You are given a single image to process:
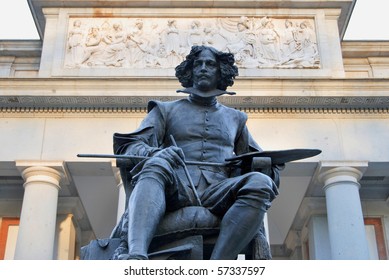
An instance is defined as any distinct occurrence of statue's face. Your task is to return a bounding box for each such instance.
[192,49,220,92]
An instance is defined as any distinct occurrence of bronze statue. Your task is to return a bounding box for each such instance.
[108,45,282,260]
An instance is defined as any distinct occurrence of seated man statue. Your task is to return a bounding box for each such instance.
[112,45,281,260]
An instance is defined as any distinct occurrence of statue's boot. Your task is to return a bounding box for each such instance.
[210,202,266,260]
[125,178,166,260]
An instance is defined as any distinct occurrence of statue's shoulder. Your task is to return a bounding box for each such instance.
[218,103,248,121]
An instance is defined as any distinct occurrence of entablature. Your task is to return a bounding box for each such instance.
[1,78,389,111]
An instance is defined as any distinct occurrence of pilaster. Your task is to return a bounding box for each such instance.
[307,215,331,259]
[0,56,15,77]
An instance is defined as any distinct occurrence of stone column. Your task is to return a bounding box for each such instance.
[320,164,370,259]
[14,165,63,259]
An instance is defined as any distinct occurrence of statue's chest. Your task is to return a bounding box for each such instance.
[164,105,239,148]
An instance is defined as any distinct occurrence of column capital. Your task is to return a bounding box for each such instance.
[320,167,364,191]
[15,161,69,187]
[23,166,62,190]
[315,161,368,188]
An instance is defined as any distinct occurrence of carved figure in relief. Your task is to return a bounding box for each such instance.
[65,17,320,70]
[281,20,298,58]
[295,21,319,64]
[153,41,169,68]
[188,20,203,46]
[203,21,229,52]
[164,20,184,66]
[82,26,104,66]
[165,20,180,53]
[257,17,281,65]
[67,20,84,67]
[126,19,150,67]
[235,17,263,67]
[296,21,316,49]
[229,17,253,52]
[100,23,127,67]
[143,24,168,68]
[283,20,319,68]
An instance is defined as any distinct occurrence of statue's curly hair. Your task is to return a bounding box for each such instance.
[175,45,239,91]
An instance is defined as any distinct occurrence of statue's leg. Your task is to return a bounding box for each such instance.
[126,177,166,259]
[122,158,174,260]
[209,172,277,260]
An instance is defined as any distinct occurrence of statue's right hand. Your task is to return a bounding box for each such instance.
[152,146,185,168]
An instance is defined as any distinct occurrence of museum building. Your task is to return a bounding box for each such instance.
[0,0,388,260]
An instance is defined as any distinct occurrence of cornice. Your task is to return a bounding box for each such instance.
[1,78,389,113]
[341,41,389,58]
[2,77,389,93]
[29,0,354,39]
[0,40,42,58]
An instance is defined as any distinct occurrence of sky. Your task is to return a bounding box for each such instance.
[0,0,388,40]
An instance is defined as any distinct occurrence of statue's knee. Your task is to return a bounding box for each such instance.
[241,172,277,200]
[141,157,175,177]
[247,172,274,188]
[138,157,174,185]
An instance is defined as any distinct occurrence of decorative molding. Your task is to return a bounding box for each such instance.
[0,40,42,58]
[1,107,389,116]
[2,78,389,113]
[341,41,389,59]
[1,95,389,115]
[29,0,355,40]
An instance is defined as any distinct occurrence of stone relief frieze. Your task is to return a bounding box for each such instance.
[64,17,320,70]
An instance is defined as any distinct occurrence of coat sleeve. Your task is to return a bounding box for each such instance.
[112,102,167,210]
[113,101,166,160]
